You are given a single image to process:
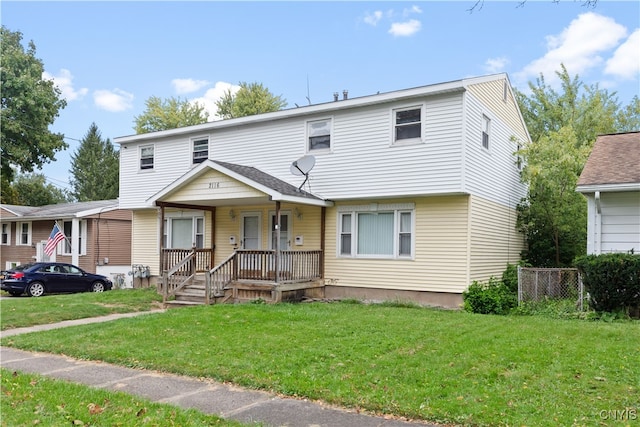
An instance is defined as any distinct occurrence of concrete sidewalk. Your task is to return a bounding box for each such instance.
[0,312,436,427]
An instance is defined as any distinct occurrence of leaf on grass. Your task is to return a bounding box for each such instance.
[87,403,103,415]
[136,407,147,417]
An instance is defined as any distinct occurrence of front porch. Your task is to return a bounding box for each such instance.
[159,248,325,306]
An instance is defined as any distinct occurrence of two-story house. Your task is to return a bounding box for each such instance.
[115,73,529,307]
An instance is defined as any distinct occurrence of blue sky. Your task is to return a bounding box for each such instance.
[3,1,639,193]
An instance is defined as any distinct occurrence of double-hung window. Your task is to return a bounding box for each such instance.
[307,118,332,151]
[338,204,414,258]
[163,216,205,249]
[62,221,87,255]
[140,145,154,170]
[1,223,9,245]
[482,115,490,150]
[192,137,209,164]
[394,106,422,143]
[17,222,31,246]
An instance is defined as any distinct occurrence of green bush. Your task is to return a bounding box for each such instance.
[575,253,640,317]
[463,277,517,315]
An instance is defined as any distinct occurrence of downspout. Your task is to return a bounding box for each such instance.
[594,191,602,255]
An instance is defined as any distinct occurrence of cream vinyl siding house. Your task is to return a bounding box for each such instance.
[116,73,529,307]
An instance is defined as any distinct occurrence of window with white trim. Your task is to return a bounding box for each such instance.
[17,222,31,246]
[338,204,414,258]
[62,221,87,255]
[140,145,154,170]
[307,118,331,151]
[1,223,10,245]
[164,216,205,249]
[482,115,490,150]
[192,137,209,164]
[394,106,422,143]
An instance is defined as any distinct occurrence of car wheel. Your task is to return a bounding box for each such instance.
[27,282,45,297]
[8,291,22,297]
[91,281,105,292]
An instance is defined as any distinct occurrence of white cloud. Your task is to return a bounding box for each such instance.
[93,89,134,112]
[604,29,640,80]
[190,81,240,120]
[364,10,383,26]
[485,57,510,74]
[388,19,421,37]
[42,69,88,101]
[403,5,422,17]
[515,12,627,86]
[172,78,211,95]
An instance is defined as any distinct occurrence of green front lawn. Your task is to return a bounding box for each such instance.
[0,288,162,330]
[2,300,638,426]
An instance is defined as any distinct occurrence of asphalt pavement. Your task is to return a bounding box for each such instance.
[0,310,437,427]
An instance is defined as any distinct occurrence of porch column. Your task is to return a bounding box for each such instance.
[159,205,165,273]
[274,201,281,283]
[71,218,80,267]
[320,206,326,278]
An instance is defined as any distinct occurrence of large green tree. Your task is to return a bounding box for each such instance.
[69,123,119,201]
[0,26,67,183]
[515,65,639,266]
[7,173,70,206]
[133,96,208,134]
[215,82,287,120]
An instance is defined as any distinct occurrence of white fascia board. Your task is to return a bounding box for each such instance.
[271,194,334,207]
[577,183,640,193]
[114,80,468,145]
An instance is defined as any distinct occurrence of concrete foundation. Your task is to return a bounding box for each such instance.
[324,285,463,309]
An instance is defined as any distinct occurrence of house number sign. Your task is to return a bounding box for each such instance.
[208,182,220,189]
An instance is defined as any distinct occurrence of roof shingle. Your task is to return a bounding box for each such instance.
[577,132,640,187]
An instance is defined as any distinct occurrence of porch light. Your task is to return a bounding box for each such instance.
[229,209,236,220]
[294,207,303,220]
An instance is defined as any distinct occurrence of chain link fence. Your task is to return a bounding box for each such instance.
[517,267,585,310]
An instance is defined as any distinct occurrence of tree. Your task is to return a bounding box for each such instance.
[133,96,208,134]
[69,123,119,201]
[515,65,639,266]
[0,26,67,183]
[8,173,70,206]
[615,95,640,132]
[215,82,287,120]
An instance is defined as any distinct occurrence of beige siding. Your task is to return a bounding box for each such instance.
[132,210,160,274]
[467,78,528,143]
[469,195,524,283]
[325,196,471,294]
[165,169,265,203]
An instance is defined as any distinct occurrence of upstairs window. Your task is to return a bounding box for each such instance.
[140,145,154,170]
[1,223,9,245]
[482,115,490,150]
[17,222,31,246]
[307,118,331,151]
[192,137,209,164]
[394,106,422,143]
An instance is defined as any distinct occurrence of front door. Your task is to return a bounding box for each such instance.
[241,213,261,249]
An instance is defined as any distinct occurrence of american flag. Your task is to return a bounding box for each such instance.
[44,224,65,256]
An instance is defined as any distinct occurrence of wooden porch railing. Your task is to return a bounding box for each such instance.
[161,247,213,303]
[205,250,323,302]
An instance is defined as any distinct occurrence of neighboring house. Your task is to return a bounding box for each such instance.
[577,131,640,255]
[0,200,133,287]
[115,73,530,307]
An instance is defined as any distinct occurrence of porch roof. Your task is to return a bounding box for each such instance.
[147,159,333,208]
[0,200,120,221]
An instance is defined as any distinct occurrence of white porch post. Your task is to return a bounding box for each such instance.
[71,218,80,266]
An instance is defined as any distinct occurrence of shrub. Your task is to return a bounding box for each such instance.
[462,277,517,315]
[574,253,640,317]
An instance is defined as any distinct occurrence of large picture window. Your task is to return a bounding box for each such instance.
[62,221,87,255]
[163,216,205,249]
[338,204,414,258]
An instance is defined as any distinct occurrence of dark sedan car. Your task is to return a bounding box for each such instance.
[0,262,113,297]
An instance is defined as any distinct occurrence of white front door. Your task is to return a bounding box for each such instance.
[241,213,261,249]
[37,241,54,262]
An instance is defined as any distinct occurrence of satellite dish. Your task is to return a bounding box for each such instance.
[290,155,316,190]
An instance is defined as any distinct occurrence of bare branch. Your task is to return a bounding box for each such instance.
[467,0,484,13]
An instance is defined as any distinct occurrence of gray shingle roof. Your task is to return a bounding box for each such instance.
[1,200,119,220]
[578,132,640,187]
[213,161,323,201]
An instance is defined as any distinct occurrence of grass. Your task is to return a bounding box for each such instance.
[0,288,163,330]
[2,299,639,426]
[0,368,247,426]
